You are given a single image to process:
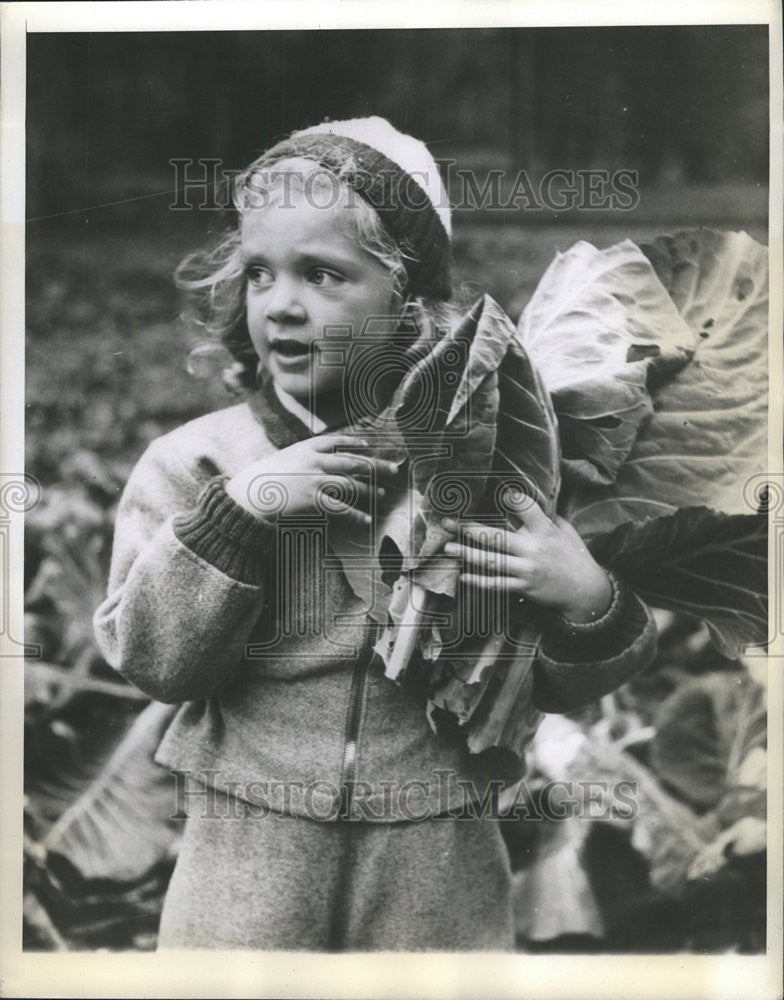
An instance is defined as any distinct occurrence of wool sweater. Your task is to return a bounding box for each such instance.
[94,380,657,822]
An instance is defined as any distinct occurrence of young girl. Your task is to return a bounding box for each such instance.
[94,116,657,951]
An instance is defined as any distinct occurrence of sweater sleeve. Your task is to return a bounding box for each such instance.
[531,572,658,713]
[93,440,276,704]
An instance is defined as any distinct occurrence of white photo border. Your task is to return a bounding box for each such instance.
[2,2,782,998]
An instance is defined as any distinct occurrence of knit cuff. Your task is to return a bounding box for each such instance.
[540,572,647,664]
[173,477,275,586]
[533,581,658,713]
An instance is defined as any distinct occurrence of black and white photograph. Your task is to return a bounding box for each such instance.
[2,1,782,997]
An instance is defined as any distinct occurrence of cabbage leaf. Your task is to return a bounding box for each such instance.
[327,294,560,757]
[517,239,696,489]
[546,231,768,537]
[589,507,768,658]
[521,228,768,659]
[329,230,768,759]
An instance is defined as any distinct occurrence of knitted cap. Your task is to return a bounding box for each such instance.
[260,116,452,300]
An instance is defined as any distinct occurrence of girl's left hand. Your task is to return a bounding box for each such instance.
[441,501,613,624]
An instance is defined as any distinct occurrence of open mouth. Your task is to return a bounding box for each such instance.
[269,339,312,358]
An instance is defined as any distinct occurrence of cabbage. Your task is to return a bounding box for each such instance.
[519,229,769,662]
[329,293,560,617]
[522,230,768,537]
[589,507,767,657]
[517,239,695,490]
[328,294,560,757]
[328,229,769,760]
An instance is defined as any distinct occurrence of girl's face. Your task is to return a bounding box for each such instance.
[241,181,400,423]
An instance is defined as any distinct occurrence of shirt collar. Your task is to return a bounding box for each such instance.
[247,373,314,449]
[273,382,327,435]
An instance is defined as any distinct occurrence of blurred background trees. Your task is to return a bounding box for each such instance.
[27,26,769,221]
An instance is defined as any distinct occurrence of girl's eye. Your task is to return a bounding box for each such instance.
[309,268,344,288]
[246,265,272,288]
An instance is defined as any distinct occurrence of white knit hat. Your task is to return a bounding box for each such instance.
[296,116,452,237]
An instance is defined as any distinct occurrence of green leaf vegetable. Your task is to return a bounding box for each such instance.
[588,508,767,658]
[332,230,769,761]
[522,230,768,659]
[546,231,768,534]
[328,294,560,756]
[43,701,181,884]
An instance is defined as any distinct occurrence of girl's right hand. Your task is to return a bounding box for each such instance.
[224,435,396,526]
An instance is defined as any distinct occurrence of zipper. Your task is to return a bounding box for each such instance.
[337,617,377,820]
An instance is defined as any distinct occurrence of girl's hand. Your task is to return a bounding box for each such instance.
[225,435,397,527]
[441,501,613,624]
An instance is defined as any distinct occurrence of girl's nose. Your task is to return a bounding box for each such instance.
[265,277,307,324]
